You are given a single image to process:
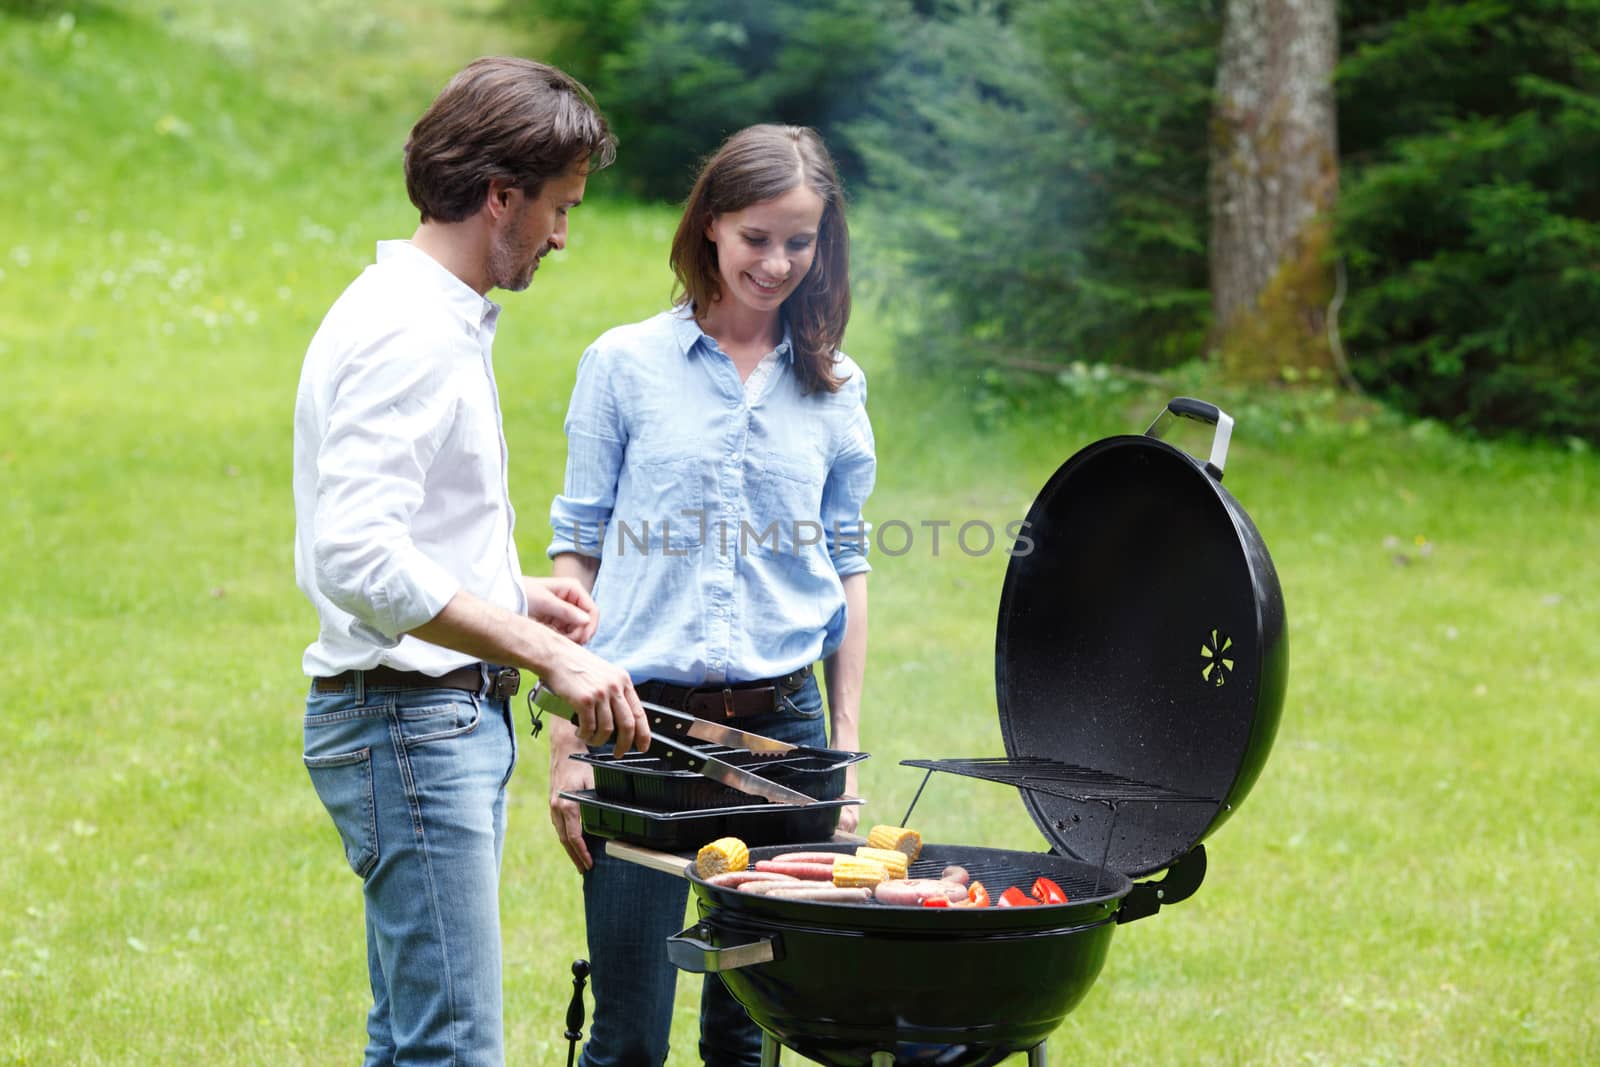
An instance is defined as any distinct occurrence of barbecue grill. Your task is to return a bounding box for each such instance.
[569,398,1287,1066]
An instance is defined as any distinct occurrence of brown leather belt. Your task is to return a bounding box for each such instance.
[313,664,521,700]
[637,665,812,721]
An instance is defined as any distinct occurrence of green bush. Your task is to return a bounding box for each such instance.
[503,0,906,199]
[845,0,1217,372]
[1337,0,1600,442]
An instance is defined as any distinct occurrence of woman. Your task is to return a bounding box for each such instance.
[545,125,875,1067]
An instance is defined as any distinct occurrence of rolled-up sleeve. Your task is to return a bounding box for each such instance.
[549,346,627,560]
[311,327,462,642]
[822,373,876,578]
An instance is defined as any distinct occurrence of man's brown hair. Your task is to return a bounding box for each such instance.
[669,125,852,394]
[404,57,617,224]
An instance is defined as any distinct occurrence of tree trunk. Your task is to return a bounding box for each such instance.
[1209,0,1339,380]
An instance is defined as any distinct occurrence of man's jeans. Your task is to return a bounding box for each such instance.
[578,675,830,1067]
[304,676,518,1067]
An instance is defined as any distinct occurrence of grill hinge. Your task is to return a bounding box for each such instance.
[1116,844,1207,924]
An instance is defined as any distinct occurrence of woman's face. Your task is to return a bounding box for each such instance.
[705,183,826,319]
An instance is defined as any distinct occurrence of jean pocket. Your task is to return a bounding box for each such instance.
[396,694,482,746]
[303,748,378,879]
[779,679,825,720]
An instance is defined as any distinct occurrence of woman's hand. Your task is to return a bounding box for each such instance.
[548,725,597,873]
[523,575,599,644]
[836,766,861,835]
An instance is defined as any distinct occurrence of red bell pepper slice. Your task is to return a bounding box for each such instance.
[998,886,1039,907]
[921,895,951,907]
[1031,877,1068,905]
[967,881,991,908]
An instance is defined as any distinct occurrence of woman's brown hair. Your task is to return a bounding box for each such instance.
[404,57,617,224]
[669,125,852,394]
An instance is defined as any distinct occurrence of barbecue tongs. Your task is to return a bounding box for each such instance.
[528,683,814,806]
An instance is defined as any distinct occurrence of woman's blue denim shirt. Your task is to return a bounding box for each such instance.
[548,308,875,684]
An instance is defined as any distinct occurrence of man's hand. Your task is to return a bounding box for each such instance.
[540,644,651,756]
[523,575,599,644]
[549,728,596,873]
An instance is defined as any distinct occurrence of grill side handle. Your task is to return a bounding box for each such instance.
[668,921,781,973]
[1116,844,1207,924]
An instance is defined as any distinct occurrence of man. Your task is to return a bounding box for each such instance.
[292,58,650,1066]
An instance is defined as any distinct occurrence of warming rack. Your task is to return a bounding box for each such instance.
[898,756,1215,809]
[897,756,1218,883]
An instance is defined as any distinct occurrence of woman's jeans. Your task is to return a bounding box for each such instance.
[304,675,518,1067]
[578,675,830,1067]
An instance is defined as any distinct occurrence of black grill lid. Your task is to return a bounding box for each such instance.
[993,398,1288,877]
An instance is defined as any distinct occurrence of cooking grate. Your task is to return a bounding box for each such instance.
[905,853,1107,902]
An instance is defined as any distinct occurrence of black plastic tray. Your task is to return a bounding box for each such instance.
[573,747,868,810]
[563,790,860,850]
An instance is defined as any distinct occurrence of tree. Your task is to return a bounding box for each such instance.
[847,0,1218,373]
[1336,0,1600,442]
[503,0,905,199]
[1209,0,1340,379]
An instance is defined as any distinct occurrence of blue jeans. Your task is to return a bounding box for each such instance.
[304,674,518,1067]
[578,675,829,1067]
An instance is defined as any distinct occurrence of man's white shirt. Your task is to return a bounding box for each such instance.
[293,241,527,677]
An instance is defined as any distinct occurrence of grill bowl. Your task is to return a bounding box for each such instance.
[674,843,1131,1066]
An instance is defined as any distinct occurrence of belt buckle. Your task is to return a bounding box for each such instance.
[488,667,521,700]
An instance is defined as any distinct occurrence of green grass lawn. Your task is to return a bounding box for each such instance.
[3,2,1598,1064]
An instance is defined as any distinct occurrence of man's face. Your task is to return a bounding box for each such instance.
[487,164,589,293]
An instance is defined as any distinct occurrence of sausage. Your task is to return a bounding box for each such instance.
[742,876,793,895]
[873,880,932,906]
[757,884,874,903]
[754,859,835,881]
[940,865,970,887]
[770,851,843,866]
[708,870,798,888]
[739,879,815,895]
[738,880,862,898]
[872,879,970,907]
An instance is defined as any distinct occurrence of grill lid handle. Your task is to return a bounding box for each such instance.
[1146,397,1233,480]
[1116,844,1207,924]
[668,922,779,973]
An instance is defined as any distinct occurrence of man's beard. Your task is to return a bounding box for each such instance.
[488,216,546,292]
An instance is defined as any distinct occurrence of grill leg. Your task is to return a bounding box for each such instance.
[1027,1040,1048,1066]
[563,959,589,1067]
[760,1032,781,1067]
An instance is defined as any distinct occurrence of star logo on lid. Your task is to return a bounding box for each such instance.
[1201,630,1234,687]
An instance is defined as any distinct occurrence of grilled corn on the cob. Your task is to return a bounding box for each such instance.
[695,837,749,879]
[853,846,910,879]
[866,824,924,861]
[831,857,890,888]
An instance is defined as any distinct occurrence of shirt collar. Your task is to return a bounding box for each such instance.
[671,303,794,363]
[377,240,502,331]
